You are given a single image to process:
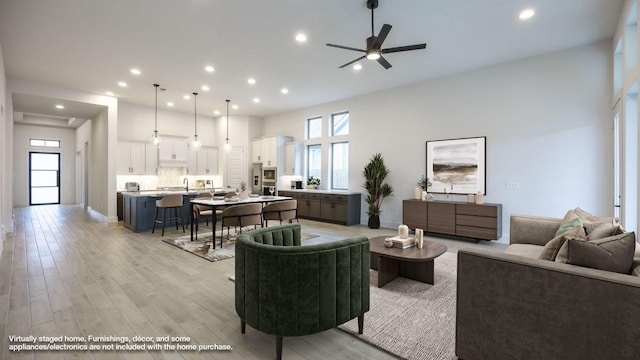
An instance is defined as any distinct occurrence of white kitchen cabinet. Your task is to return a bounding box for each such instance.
[260,136,292,167]
[117,141,145,175]
[187,149,198,174]
[197,147,219,175]
[251,140,263,163]
[145,144,158,175]
[284,142,302,175]
[158,137,188,165]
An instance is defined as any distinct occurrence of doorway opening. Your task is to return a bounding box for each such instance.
[29,152,60,205]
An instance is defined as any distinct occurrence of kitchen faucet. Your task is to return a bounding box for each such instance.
[183,178,189,192]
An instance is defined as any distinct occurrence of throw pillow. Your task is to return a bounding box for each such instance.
[563,232,636,274]
[554,210,586,237]
[573,207,620,235]
[539,226,585,261]
[587,223,624,241]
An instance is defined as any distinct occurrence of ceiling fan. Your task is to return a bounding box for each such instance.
[326,0,427,69]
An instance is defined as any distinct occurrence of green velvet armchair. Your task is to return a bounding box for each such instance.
[235,224,370,360]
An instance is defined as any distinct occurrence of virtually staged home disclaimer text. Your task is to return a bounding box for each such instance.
[8,335,232,352]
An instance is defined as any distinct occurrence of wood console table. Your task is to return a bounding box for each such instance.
[402,199,502,242]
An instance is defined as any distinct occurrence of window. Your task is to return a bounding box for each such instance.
[30,138,60,148]
[307,117,322,139]
[331,111,349,136]
[307,144,321,181]
[331,142,349,190]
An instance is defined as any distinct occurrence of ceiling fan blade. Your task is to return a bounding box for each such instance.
[327,43,366,52]
[377,55,392,69]
[372,24,392,49]
[381,43,427,54]
[339,56,366,69]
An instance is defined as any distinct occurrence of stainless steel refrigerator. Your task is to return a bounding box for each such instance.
[251,163,263,193]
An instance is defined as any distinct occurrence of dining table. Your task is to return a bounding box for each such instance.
[189,195,292,241]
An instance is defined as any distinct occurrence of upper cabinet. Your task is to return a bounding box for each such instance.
[251,140,263,163]
[145,144,158,175]
[284,142,302,175]
[253,136,292,167]
[117,142,146,175]
[197,147,219,175]
[158,137,188,165]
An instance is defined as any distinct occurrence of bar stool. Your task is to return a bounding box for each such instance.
[152,194,185,236]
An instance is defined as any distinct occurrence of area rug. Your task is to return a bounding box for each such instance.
[338,251,458,360]
[163,229,318,262]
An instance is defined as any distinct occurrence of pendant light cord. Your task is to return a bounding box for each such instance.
[193,92,198,137]
[154,83,159,135]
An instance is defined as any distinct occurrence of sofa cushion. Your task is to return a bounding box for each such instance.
[504,244,544,258]
[587,223,624,241]
[538,226,585,261]
[573,207,620,234]
[560,232,636,274]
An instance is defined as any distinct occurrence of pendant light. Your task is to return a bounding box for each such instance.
[224,99,231,152]
[190,92,201,151]
[150,83,161,147]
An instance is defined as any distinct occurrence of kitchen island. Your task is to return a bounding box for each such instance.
[121,189,216,233]
[277,189,361,225]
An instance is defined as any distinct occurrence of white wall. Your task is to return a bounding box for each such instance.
[12,122,77,206]
[263,41,613,237]
[0,41,10,240]
[118,102,217,145]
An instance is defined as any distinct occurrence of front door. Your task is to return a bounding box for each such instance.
[29,152,60,205]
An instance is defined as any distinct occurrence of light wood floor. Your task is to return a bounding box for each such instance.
[1,205,506,359]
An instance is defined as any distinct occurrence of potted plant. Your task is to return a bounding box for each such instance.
[417,175,432,191]
[307,176,321,189]
[363,153,393,229]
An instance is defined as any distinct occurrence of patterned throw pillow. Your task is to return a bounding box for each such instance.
[554,210,586,238]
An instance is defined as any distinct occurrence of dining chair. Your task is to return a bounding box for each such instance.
[218,203,263,248]
[262,200,298,227]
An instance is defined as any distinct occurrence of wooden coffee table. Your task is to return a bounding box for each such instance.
[369,236,447,288]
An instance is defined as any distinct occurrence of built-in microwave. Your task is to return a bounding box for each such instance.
[263,167,276,181]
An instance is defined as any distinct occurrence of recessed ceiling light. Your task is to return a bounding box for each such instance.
[232,104,239,110]
[253,98,260,103]
[281,88,289,94]
[183,94,191,100]
[105,91,114,96]
[201,85,210,91]
[295,33,307,43]
[519,8,535,20]
[353,63,362,71]
[167,102,174,107]
[55,104,65,109]
[247,78,256,85]
[213,110,220,115]
[205,65,215,72]
[130,68,141,75]
[118,81,128,87]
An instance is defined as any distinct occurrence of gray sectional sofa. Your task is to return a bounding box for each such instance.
[456,214,640,360]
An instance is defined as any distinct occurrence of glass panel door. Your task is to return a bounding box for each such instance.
[30,152,60,205]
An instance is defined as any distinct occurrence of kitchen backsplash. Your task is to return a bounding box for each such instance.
[117,167,223,191]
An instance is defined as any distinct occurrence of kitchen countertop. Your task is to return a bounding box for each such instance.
[120,189,220,197]
[277,189,361,195]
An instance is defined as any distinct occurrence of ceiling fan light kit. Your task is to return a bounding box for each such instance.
[327,0,426,69]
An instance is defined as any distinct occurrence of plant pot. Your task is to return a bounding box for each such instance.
[368,215,380,229]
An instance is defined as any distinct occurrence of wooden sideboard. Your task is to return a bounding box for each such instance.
[279,190,362,225]
[402,199,502,241]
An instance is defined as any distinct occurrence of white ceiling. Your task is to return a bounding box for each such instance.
[0,0,625,123]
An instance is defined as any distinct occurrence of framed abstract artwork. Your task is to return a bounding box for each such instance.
[426,136,486,195]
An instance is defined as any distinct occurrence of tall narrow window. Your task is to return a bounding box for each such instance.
[331,142,349,190]
[307,117,322,139]
[307,144,321,181]
[331,111,349,136]
[30,152,60,205]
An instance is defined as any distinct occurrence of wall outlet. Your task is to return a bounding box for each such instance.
[506,182,520,189]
